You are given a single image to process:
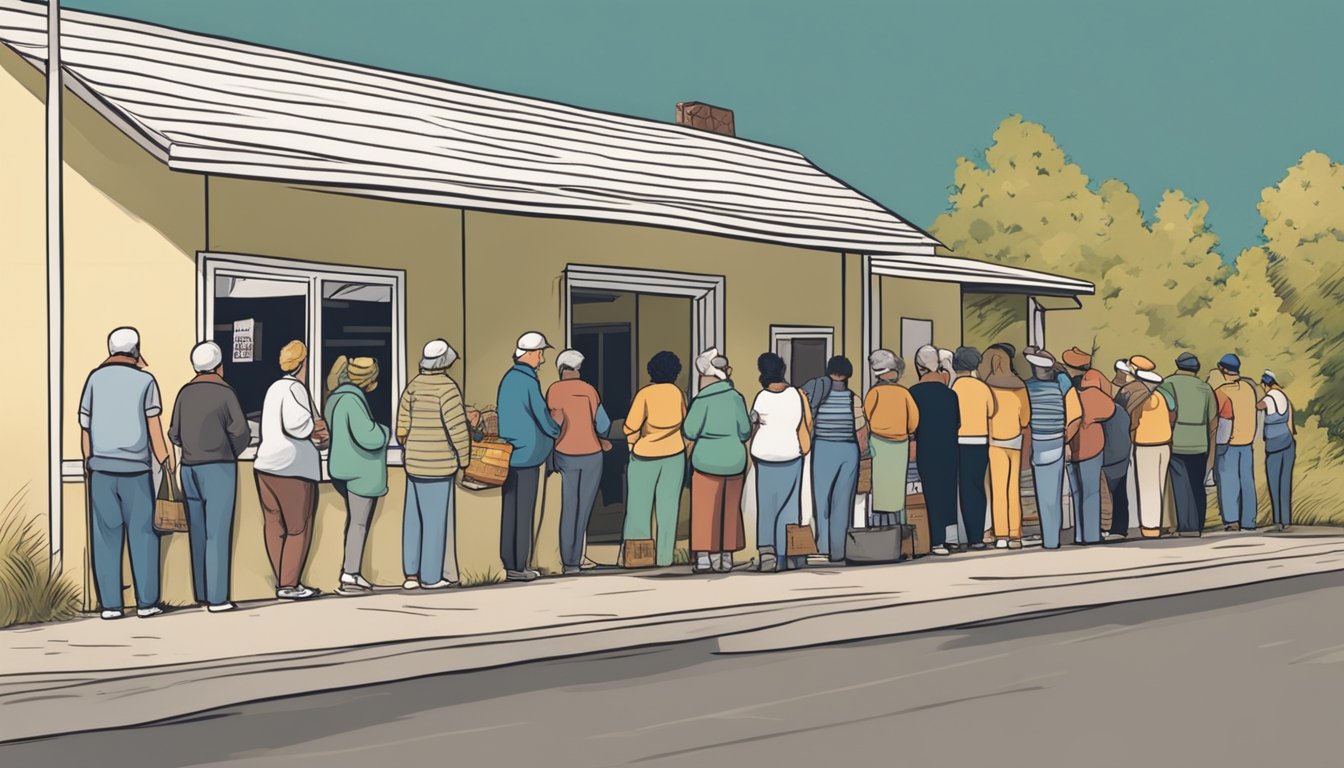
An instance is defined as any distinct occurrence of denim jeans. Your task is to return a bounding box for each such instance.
[1217,445,1257,529]
[89,470,160,611]
[1031,437,1066,549]
[555,452,604,567]
[1266,443,1296,526]
[755,457,804,570]
[404,476,457,584]
[181,462,237,606]
[1067,454,1103,544]
[811,440,860,561]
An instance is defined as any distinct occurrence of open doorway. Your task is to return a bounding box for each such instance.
[570,290,694,544]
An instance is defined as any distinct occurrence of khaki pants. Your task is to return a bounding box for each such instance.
[988,445,1023,540]
[1131,445,1171,535]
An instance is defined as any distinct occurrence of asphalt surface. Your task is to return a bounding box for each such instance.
[6,571,1344,767]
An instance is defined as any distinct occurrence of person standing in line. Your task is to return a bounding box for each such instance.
[750,353,813,572]
[1101,359,1135,541]
[951,347,992,551]
[863,350,919,527]
[254,340,327,600]
[1212,354,1259,532]
[910,346,961,556]
[169,341,251,612]
[546,349,612,575]
[80,327,171,619]
[324,356,391,593]
[1062,346,1093,390]
[683,349,752,573]
[1066,369,1115,545]
[623,351,689,568]
[397,340,472,590]
[1125,356,1172,538]
[497,332,562,582]
[938,348,957,386]
[1258,371,1297,532]
[1023,347,1081,549]
[1158,352,1218,537]
[983,346,1030,549]
[803,356,869,562]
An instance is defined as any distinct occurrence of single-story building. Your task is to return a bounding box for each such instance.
[0,2,1093,607]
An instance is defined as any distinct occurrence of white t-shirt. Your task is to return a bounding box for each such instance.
[254,376,321,480]
[750,388,805,462]
[1261,389,1289,416]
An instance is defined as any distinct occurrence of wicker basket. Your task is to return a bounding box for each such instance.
[462,437,512,489]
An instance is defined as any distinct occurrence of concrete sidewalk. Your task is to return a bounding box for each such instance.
[3,528,1343,743]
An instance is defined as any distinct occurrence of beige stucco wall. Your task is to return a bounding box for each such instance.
[0,49,48,530]
[879,276,963,371]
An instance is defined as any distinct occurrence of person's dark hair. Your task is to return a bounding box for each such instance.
[825,355,854,379]
[757,352,787,387]
[646,351,682,385]
[952,346,982,373]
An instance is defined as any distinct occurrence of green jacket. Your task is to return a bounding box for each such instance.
[682,380,752,476]
[1157,372,1217,455]
[324,383,391,497]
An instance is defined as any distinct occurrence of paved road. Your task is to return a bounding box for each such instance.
[6,571,1343,767]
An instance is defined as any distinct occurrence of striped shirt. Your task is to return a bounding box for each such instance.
[1026,378,1067,440]
[814,385,862,443]
[396,371,473,478]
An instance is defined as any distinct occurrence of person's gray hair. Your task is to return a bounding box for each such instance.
[952,346,982,373]
[869,349,903,378]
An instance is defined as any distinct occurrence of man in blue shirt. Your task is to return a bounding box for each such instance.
[497,332,562,581]
[79,327,171,619]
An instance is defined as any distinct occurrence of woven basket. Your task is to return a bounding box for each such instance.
[462,437,512,488]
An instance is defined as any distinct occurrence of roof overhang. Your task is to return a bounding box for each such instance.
[869,253,1095,299]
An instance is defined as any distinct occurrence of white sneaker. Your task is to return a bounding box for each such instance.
[402,578,421,590]
[506,569,538,582]
[100,609,123,620]
[523,568,542,580]
[340,573,373,591]
[277,585,320,600]
[207,602,236,613]
[421,580,456,590]
[136,606,164,618]
[931,546,952,556]
[995,539,1010,550]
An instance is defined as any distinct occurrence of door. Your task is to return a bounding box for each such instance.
[572,323,633,543]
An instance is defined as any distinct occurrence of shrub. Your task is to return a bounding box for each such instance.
[1,487,80,628]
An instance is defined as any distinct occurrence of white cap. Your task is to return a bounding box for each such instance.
[1114,358,1132,374]
[108,327,140,356]
[1136,369,1163,384]
[421,338,458,369]
[190,341,223,373]
[514,331,552,358]
[555,349,585,371]
[423,339,449,360]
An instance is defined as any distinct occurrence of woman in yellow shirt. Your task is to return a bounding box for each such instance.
[983,347,1031,548]
[622,351,688,567]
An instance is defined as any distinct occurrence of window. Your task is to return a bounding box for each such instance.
[900,318,933,367]
[199,254,406,445]
[771,326,834,384]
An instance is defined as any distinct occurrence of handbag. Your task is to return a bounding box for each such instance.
[785,523,820,556]
[153,462,189,534]
[856,454,873,495]
[461,437,513,490]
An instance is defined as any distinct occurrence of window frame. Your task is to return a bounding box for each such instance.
[770,325,835,382]
[197,252,407,462]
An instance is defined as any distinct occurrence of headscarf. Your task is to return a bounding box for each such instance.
[983,347,1024,390]
[348,357,379,391]
[279,340,307,375]
[696,347,729,381]
[326,355,352,393]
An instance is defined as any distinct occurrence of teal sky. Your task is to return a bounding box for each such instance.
[68,0,1344,259]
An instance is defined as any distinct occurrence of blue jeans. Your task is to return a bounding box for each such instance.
[1067,454,1104,544]
[404,476,457,584]
[811,441,860,561]
[181,463,237,606]
[1217,445,1257,529]
[1031,437,1067,549]
[555,452,604,568]
[89,470,160,611]
[1266,443,1296,526]
[756,457,804,569]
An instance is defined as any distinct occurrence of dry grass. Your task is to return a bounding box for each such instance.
[672,547,691,565]
[459,568,504,588]
[1200,417,1344,528]
[1,487,80,628]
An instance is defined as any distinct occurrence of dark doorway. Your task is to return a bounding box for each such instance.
[572,323,634,543]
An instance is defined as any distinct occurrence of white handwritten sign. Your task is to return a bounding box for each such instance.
[232,319,255,363]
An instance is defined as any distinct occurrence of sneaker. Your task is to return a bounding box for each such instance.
[506,569,538,582]
[277,586,319,600]
[524,568,543,579]
[563,565,582,576]
[1177,531,1202,539]
[931,546,952,556]
[756,553,778,572]
[995,539,1010,550]
[136,606,164,618]
[402,578,421,590]
[971,542,988,551]
[713,554,734,572]
[1007,540,1024,550]
[421,579,455,590]
[340,573,373,591]
[207,602,236,613]
[100,609,123,620]
[1102,532,1127,541]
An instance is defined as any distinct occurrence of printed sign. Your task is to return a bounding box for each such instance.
[232,318,255,363]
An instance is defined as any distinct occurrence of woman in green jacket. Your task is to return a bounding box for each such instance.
[324,356,390,593]
[683,349,752,573]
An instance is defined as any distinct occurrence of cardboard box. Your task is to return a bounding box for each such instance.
[906,494,931,556]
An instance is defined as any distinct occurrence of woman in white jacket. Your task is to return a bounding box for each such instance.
[750,352,812,572]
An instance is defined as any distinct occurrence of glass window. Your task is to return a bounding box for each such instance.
[320,281,394,428]
[211,275,309,425]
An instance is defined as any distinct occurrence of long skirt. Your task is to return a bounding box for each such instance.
[690,471,746,553]
[869,436,910,517]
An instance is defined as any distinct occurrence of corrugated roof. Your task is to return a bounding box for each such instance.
[871,252,1095,296]
[0,1,945,255]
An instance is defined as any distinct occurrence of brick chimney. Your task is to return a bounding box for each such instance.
[675,102,735,137]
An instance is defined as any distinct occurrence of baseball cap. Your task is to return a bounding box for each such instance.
[108,327,140,356]
[190,341,223,373]
[514,331,553,358]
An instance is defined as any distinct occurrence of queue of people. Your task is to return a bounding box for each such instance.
[77,325,1299,619]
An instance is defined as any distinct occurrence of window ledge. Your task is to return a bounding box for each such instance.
[62,447,406,483]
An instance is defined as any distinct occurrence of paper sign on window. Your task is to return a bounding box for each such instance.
[232,318,256,363]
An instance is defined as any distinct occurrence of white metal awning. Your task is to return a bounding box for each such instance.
[869,253,1094,297]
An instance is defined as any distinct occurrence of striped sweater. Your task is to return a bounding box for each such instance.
[396,371,473,478]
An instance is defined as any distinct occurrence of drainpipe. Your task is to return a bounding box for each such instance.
[46,0,64,575]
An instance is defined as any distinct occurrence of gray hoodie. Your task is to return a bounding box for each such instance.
[169,373,252,465]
